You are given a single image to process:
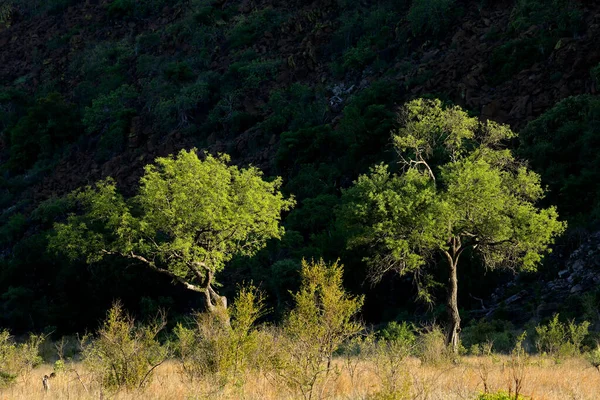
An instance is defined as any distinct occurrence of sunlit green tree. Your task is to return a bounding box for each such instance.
[340,99,566,352]
[50,149,294,314]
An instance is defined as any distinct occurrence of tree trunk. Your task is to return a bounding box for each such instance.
[446,259,461,354]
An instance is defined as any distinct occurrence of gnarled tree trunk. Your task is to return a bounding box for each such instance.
[446,260,460,354]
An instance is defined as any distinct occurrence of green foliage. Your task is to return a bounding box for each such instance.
[0,330,44,388]
[408,0,456,37]
[519,95,600,224]
[30,196,73,227]
[80,302,168,390]
[461,319,515,353]
[83,85,138,160]
[260,83,325,136]
[227,9,281,49]
[7,93,80,172]
[50,149,294,305]
[0,213,27,245]
[107,0,175,19]
[271,259,364,399]
[0,3,13,27]
[488,0,582,84]
[174,284,266,385]
[535,314,590,357]
[591,63,600,87]
[341,98,565,286]
[379,321,416,346]
[586,345,600,371]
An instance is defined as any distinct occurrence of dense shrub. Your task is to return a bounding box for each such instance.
[270,259,364,399]
[488,0,582,84]
[0,330,44,387]
[83,85,138,160]
[174,285,265,386]
[80,302,168,390]
[535,314,589,357]
[519,95,600,224]
[7,93,80,172]
[407,0,456,37]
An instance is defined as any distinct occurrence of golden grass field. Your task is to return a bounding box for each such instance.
[2,356,600,400]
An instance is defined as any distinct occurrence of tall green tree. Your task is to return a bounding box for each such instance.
[340,99,566,352]
[50,149,294,314]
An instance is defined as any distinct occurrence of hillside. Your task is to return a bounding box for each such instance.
[1,0,599,335]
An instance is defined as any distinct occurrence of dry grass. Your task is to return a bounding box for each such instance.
[2,356,600,400]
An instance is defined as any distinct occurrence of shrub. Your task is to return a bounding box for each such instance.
[174,285,265,386]
[407,0,456,37]
[271,259,364,399]
[0,330,44,387]
[535,314,590,357]
[83,85,138,160]
[591,63,600,87]
[79,302,168,390]
[586,345,600,372]
[519,95,600,224]
[416,325,452,364]
[7,93,81,172]
[227,9,281,49]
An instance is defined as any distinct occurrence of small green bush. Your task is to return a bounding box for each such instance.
[535,314,590,357]
[80,302,168,390]
[174,284,266,386]
[83,85,138,160]
[271,259,364,400]
[379,321,416,347]
[416,325,452,364]
[408,0,456,37]
[7,92,81,172]
[0,330,44,388]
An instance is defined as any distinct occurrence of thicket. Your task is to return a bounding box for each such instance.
[519,95,600,224]
[488,0,583,84]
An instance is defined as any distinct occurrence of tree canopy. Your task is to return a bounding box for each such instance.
[340,98,566,351]
[50,149,295,312]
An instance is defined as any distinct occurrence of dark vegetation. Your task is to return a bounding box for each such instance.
[0,0,599,358]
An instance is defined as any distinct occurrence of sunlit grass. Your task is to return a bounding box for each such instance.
[3,356,600,400]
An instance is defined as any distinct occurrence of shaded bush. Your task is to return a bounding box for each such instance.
[408,0,456,37]
[7,93,80,172]
[519,95,600,224]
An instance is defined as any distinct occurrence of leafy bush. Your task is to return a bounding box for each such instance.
[227,9,281,49]
[416,326,451,364]
[407,0,456,37]
[519,95,600,224]
[7,93,80,172]
[461,319,515,353]
[270,259,364,399]
[379,321,416,346]
[174,285,266,386]
[0,213,27,245]
[591,63,600,87]
[83,85,138,160]
[488,0,582,84]
[535,314,590,357]
[0,330,44,387]
[80,302,168,390]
